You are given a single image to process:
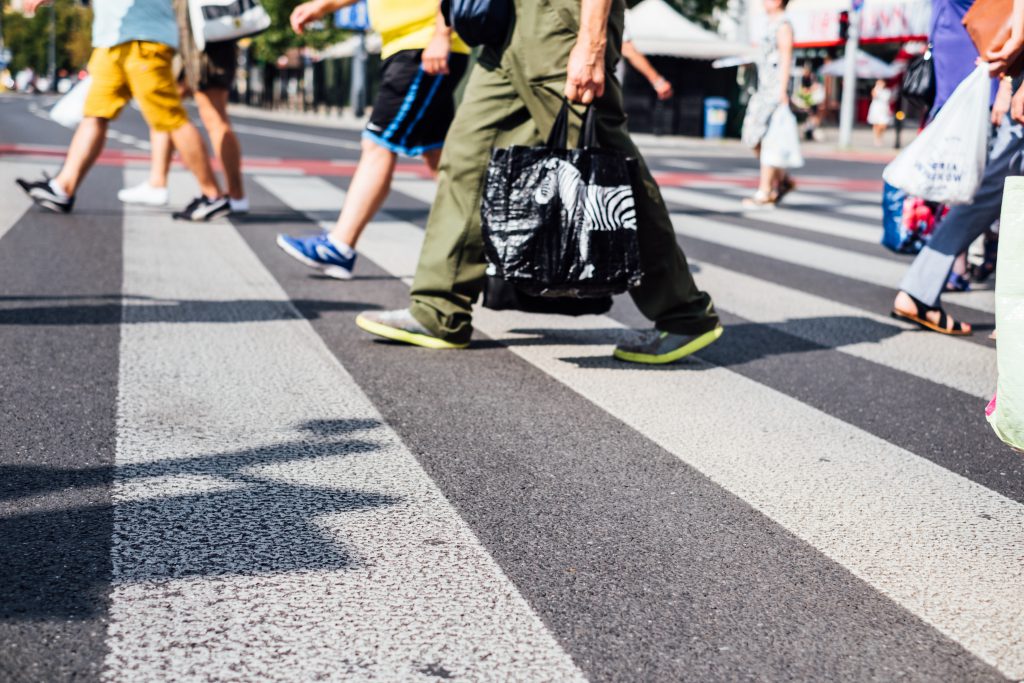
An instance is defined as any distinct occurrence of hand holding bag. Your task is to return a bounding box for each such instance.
[963,0,1024,76]
[882,64,991,205]
[481,102,644,299]
[188,0,271,51]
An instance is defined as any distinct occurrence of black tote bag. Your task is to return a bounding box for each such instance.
[481,102,644,299]
[902,47,936,111]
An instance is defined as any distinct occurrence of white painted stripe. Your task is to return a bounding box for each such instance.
[390,178,438,206]
[662,186,879,244]
[670,211,997,314]
[837,203,883,220]
[660,158,708,170]
[0,160,44,241]
[260,173,1024,679]
[692,260,996,398]
[105,170,584,681]
[231,123,363,151]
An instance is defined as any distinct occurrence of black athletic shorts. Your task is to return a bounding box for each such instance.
[364,49,469,157]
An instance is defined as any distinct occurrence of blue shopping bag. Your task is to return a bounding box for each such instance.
[880,182,942,254]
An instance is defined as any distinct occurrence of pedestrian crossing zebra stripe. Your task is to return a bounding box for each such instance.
[254,173,1023,679]
[103,169,586,681]
[0,161,44,243]
[667,211,998,315]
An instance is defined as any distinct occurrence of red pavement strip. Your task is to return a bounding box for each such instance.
[0,143,883,192]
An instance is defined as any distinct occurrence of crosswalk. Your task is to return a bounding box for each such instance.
[2,152,1021,681]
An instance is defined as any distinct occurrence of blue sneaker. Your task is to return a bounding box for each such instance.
[276,233,357,280]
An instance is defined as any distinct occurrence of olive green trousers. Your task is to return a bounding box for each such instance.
[409,0,718,344]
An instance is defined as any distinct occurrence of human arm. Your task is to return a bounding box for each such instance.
[776,21,794,105]
[994,76,1014,125]
[621,40,673,99]
[290,0,356,35]
[989,0,1024,75]
[564,0,611,104]
[421,6,452,76]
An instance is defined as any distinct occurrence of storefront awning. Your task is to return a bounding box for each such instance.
[756,0,930,47]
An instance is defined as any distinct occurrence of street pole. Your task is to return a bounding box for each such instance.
[47,1,56,92]
[837,6,861,149]
[350,32,367,118]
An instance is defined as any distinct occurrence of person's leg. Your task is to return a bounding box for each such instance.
[422,147,442,176]
[406,63,534,343]
[150,130,172,188]
[52,117,110,195]
[126,41,222,200]
[194,87,245,199]
[898,117,1023,310]
[327,138,398,249]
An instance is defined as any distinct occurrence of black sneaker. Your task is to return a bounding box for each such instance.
[172,195,231,222]
[16,177,75,214]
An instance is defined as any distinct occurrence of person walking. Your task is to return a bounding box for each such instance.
[890,0,1024,335]
[15,0,230,221]
[274,0,469,280]
[867,79,893,146]
[119,0,248,213]
[740,0,796,208]
[354,0,722,365]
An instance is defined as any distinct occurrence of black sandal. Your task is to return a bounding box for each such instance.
[891,294,972,336]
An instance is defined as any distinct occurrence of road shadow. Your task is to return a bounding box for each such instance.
[0,418,400,620]
[0,297,379,326]
[529,315,904,370]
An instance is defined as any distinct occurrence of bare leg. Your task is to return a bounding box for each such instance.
[873,124,884,146]
[329,138,397,249]
[757,163,776,198]
[168,122,222,198]
[195,88,245,199]
[149,130,173,189]
[422,148,442,177]
[53,117,109,196]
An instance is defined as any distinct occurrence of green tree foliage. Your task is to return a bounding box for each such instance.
[249,0,350,63]
[2,0,93,74]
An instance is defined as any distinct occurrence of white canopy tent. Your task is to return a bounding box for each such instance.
[626,0,756,60]
[820,52,902,79]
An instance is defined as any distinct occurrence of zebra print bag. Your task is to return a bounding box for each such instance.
[481,103,644,298]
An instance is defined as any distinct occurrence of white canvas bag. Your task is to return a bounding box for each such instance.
[882,63,991,205]
[188,0,271,51]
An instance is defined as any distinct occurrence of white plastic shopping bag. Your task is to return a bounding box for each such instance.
[761,107,804,169]
[49,76,91,129]
[188,0,271,51]
[882,64,990,205]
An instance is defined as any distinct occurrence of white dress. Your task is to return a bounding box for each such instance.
[868,87,893,125]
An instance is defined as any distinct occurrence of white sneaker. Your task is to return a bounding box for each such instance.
[117,182,168,207]
[229,196,250,214]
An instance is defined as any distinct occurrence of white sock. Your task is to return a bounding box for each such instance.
[327,235,356,258]
[48,179,69,199]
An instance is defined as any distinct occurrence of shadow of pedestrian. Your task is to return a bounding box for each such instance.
[0,297,379,326]
[0,418,400,620]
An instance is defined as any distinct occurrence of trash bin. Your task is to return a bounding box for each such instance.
[703,97,730,139]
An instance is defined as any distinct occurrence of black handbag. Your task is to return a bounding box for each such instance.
[902,48,936,110]
[481,275,613,315]
[440,0,511,47]
[481,102,644,299]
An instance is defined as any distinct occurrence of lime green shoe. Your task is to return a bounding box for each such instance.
[356,309,469,350]
[613,325,723,365]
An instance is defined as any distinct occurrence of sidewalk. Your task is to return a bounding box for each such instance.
[227,103,914,162]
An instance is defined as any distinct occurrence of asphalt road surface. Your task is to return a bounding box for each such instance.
[1,93,1021,683]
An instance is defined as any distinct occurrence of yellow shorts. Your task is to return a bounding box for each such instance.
[84,41,188,132]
